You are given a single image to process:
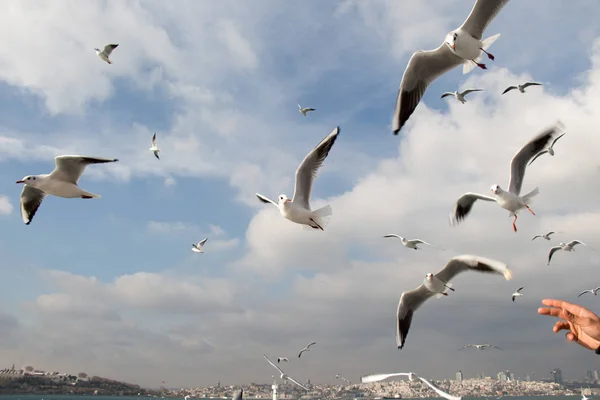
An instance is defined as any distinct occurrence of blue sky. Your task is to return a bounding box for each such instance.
[1,0,600,389]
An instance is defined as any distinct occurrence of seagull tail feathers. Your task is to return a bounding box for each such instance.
[308,205,332,230]
[481,33,501,51]
[523,187,540,202]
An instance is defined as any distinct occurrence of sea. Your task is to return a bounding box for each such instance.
[0,396,580,400]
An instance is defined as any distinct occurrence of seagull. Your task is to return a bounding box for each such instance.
[263,355,308,390]
[396,255,512,349]
[450,122,565,232]
[578,287,600,298]
[502,82,543,95]
[277,357,289,363]
[298,342,316,358]
[383,234,441,250]
[511,287,524,302]
[233,390,242,400]
[548,240,590,266]
[191,238,208,253]
[459,344,502,351]
[528,133,566,166]
[361,373,461,400]
[16,155,119,225]
[298,104,316,116]
[94,44,119,64]
[256,127,339,230]
[532,231,558,241]
[392,0,509,134]
[150,133,160,160]
[440,88,484,104]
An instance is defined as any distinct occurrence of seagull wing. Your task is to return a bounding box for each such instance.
[508,122,564,195]
[152,133,157,147]
[255,193,279,208]
[531,235,542,241]
[501,86,517,95]
[461,88,484,95]
[286,376,308,391]
[517,287,524,293]
[548,246,562,265]
[522,82,543,89]
[550,132,566,148]
[490,345,503,350]
[393,44,463,134]
[416,375,462,400]
[567,240,586,248]
[450,193,497,225]
[263,355,284,375]
[396,284,435,349]
[578,290,591,298]
[361,373,412,384]
[49,155,119,185]
[191,244,202,253]
[383,234,402,240]
[292,126,340,210]
[440,92,454,99]
[198,238,208,247]
[103,44,119,56]
[305,108,316,112]
[527,150,548,167]
[435,255,512,283]
[20,185,47,225]
[298,349,306,358]
[306,341,317,349]
[458,0,510,40]
[411,239,434,247]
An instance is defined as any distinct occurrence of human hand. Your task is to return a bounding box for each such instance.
[538,298,600,351]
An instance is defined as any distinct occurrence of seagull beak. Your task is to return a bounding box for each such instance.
[285,199,291,203]
[16,180,24,184]
[451,43,456,51]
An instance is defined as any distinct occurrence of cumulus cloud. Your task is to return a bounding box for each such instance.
[0,195,13,215]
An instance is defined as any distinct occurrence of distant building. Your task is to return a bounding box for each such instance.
[497,372,507,382]
[217,381,220,388]
[525,375,531,382]
[307,379,310,386]
[588,370,595,382]
[552,369,563,384]
[594,370,600,381]
[508,372,515,382]
[456,371,463,382]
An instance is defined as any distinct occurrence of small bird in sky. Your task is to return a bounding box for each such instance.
[95,44,119,64]
[150,133,161,160]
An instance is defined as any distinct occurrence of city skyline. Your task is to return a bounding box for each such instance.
[1,0,600,388]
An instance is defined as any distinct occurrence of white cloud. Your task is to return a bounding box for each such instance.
[0,195,13,215]
[147,221,191,234]
[163,176,176,187]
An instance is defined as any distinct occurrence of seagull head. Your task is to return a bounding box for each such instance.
[278,195,291,204]
[490,184,500,194]
[559,242,566,247]
[445,31,458,51]
[16,175,38,186]
[425,273,434,281]
[94,48,101,53]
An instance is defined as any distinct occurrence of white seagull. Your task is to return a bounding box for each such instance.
[233,389,243,400]
[511,287,524,302]
[16,155,119,225]
[95,44,119,64]
[383,234,441,250]
[502,82,543,95]
[532,231,558,241]
[440,88,484,104]
[298,341,316,358]
[192,238,208,253]
[361,372,461,400]
[577,287,600,297]
[298,104,316,116]
[578,287,600,298]
[450,122,565,232]
[150,133,161,160]
[396,255,512,349]
[528,132,566,166]
[256,127,339,230]
[459,343,502,350]
[263,355,308,390]
[277,357,289,363]
[392,0,509,134]
[548,240,590,266]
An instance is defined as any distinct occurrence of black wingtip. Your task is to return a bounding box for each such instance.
[113,158,119,162]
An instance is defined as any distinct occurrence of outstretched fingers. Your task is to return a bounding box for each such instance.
[541,298,596,319]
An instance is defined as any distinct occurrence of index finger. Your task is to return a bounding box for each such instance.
[541,298,595,318]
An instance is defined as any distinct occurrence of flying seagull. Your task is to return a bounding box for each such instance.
[440,88,484,104]
[528,133,566,166]
[511,287,524,302]
[502,82,543,95]
[383,234,442,250]
[361,372,461,400]
[460,344,502,350]
[450,121,565,232]
[578,287,600,298]
[298,104,316,116]
[298,342,316,358]
[548,240,590,266]
[256,127,339,230]
[192,238,208,253]
[263,355,308,390]
[95,44,119,64]
[396,255,512,349]
[233,390,243,400]
[150,133,161,160]
[532,231,558,241]
[392,0,509,134]
[277,357,289,363]
[16,155,119,225]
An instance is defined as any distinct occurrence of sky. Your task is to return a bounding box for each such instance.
[1,0,600,389]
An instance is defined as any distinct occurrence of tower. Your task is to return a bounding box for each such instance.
[272,379,278,400]
[456,371,463,382]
